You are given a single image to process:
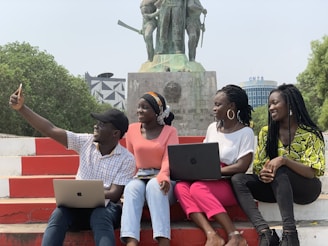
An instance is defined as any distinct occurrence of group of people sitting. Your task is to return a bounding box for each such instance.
[9,83,325,246]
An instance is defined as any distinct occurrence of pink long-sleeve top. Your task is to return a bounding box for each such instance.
[125,122,179,183]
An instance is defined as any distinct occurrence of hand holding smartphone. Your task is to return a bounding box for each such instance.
[9,83,24,110]
[18,83,22,99]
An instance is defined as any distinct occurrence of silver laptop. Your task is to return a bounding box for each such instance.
[168,142,221,181]
[53,179,109,208]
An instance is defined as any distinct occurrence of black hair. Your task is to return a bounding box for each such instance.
[141,92,175,125]
[266,83,323,159]
[216,84,253,126]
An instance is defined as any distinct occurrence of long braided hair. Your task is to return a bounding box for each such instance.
[266,84,323,159]
[217,84,253,126]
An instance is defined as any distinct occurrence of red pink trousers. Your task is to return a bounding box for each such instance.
[174,178,238,219]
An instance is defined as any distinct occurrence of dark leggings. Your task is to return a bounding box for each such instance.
[231,166,321,232]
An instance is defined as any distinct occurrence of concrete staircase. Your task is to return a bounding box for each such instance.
[0,136,327,246]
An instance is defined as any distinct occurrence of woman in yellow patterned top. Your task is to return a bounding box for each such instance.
[231,84,325,246]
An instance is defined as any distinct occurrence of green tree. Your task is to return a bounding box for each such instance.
[297,35,328,130]
[0,42,109,136]
[251,105,268,136]
[318,99,328,130]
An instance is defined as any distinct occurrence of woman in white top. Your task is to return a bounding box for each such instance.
[174,85,254,246]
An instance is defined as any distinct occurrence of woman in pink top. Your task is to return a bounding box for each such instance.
[120,91,178,246]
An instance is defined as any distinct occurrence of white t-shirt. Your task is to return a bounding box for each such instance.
[204,122,255,165]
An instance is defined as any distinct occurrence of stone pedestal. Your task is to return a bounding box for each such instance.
[127,71,217,136]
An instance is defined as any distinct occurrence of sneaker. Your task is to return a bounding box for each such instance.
[279,230,300,246]
[258,229,280,246]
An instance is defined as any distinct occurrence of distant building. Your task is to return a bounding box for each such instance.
[239,77,277,108]
[85,72,126,110]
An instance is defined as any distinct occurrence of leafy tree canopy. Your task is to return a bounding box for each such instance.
[0,42,110,136]
[297,35,328,131]
[251,105,268,136]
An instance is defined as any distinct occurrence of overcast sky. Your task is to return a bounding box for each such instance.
[1,0,327,87]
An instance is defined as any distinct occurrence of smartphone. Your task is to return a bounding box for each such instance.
[18,83,22,98]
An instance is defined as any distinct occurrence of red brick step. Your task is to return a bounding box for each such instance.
[35,138,77,155]
[22,155,78,175]
[34,137,205,155]
[0,222,258,246]
[9,175,74,198]
[0,198,249,224]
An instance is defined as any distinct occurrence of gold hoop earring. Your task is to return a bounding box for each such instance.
[227,109,235,120]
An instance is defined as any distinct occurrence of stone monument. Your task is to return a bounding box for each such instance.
[121,0,216,136]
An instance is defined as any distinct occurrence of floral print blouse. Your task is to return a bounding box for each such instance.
[253,126,325,177]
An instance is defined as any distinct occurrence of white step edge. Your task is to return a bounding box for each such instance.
[259,195,328,221]
[0,156,22,176]
[0,178,9,197]
[0,137,35,156]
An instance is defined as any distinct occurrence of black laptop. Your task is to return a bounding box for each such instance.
[168,142,221,181]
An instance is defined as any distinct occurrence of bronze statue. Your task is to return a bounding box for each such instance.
[156,0,186,55]
[140,0,160,61]
[186,0,207,61]
[118,0,208,67]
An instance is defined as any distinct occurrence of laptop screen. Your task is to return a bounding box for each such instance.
[168,142,221,181]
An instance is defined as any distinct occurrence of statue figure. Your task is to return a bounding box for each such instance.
[186,0,207,61]
[140,0,160,62]
[156,0,187,55]
[119,0,208,71]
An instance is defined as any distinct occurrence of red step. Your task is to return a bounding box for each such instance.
[22,155,79,175]
[34,137,205,155]
[0,199,55,224]
[0,198,249,224]
[0,223,258,246]
[141,202,248,222]
[9,176,74,198]
[178,136,204,144]
[35,138,77,155]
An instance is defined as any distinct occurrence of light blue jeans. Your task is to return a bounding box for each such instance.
[120,177,176,243]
